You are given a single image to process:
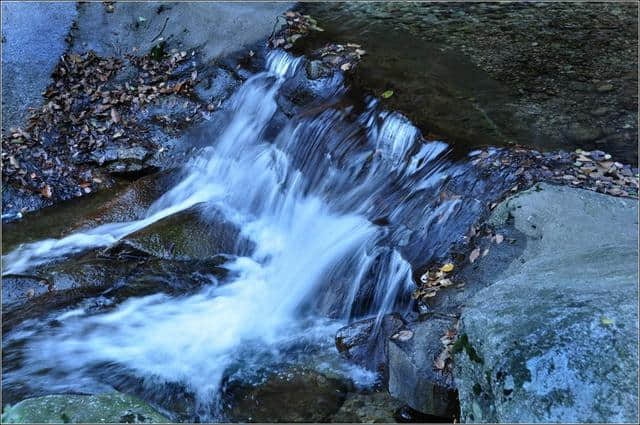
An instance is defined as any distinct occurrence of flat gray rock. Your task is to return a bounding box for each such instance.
[1,1,77,131]
[454,183,638,423]
[69,2,292,61]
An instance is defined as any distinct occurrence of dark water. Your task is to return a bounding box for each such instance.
[297,3,535,157]
[299,2,638,164]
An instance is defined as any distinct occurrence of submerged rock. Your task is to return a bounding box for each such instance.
[387,313,459,418]
[454,183,638,423]
[228,368,348,422]
[1,392,170,423]
[336,313,405,374]
[329,391,404,423]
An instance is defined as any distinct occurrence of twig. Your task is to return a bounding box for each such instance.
[151,17,169,43]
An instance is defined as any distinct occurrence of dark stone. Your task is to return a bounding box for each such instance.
[305,60,333,80]
[336,313,406,374]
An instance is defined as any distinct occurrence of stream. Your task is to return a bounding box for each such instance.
[2,50,521,422]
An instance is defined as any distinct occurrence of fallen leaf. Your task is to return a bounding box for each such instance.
[469,248,480,264]
[340,62,352,71]
[41,185,53,198]
[600,316,614,326]
[381,90,394,99]
[495,234,504,244]
[393,330,414,342]
[434,349,448,370]
[440,263,455,273]
[439,278,454,287]
[110,108,120,123]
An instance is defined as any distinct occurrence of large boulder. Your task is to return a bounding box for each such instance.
[1,392,170,423]
[454,183,638,423]
[387,313,459,418]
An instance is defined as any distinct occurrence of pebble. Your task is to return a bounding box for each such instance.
[596,83,614,93]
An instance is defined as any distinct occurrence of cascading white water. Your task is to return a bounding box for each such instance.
[3,51,478,420]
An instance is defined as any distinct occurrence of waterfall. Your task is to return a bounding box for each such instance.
[2,51,493,420]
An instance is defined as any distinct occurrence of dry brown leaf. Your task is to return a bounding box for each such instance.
[41,185,53,198]
[434,348,450,370]
[495,234,504,244]
[396,330,414,341]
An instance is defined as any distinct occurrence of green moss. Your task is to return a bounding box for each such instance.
[452,333,483,364]
[473,383,482,396]
[150,41,167,61]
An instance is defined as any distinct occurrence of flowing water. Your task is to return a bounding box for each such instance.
[2,51,518,421]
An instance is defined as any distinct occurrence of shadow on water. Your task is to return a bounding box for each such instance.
[298,2,638,164]
[297,3,537,161]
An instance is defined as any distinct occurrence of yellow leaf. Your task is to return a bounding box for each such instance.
[381,90,394,99]
[600,316,614,326]
[440,263,454,273]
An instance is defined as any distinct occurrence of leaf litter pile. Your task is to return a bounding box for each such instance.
[2,48,200,206]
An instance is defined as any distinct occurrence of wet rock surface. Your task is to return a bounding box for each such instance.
[454,183,638,423]
[1,392,170,424]
[387,313,459,418]
[70,170,181,232]
[335,314,405,374]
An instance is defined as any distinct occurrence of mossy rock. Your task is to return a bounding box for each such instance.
[1,393,170,423]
